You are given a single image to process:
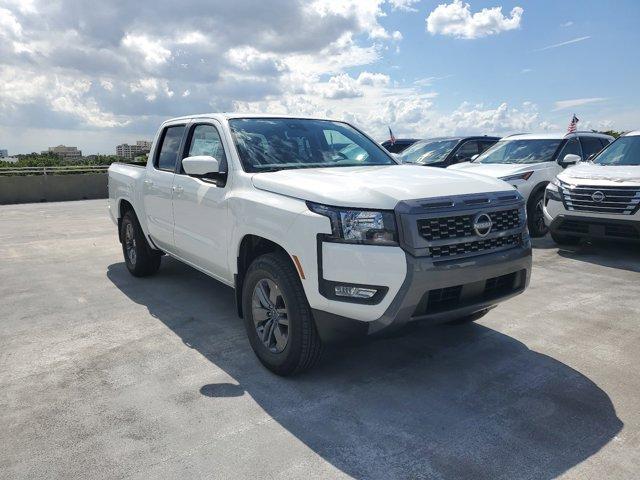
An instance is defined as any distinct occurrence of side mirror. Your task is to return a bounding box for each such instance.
[182,155,220,177]
[471,154,479,161]
[561,154,581,167]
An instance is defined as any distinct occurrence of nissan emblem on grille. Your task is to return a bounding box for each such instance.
[473,213,493,237]
[591,191,606,203]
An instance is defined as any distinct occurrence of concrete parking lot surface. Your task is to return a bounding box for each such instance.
[1,200,639,479]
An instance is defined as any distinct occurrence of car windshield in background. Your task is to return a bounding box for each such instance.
[593,136,640,166]
[400,139,458,165]
[229,118,395,172]
[476,139,561,164]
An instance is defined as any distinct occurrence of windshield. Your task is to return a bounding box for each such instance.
[593,136,640,166]
[475,139,561,164]
[399,139,458,165]
[229,118,395,172]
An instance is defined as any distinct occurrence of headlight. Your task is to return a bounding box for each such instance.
[307,202,398,245]
[499,171,534,182]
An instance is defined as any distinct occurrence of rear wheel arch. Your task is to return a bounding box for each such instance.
[527,182,550,237]
[117,199,135,243]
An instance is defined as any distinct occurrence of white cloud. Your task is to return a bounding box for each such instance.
[388,0,421,12]
[413,74,453,87]
[226,46,287,75]
[535,36,590,51]
[129,78,174,101]
[357,71,390,86]
[100,79,113,91]
[553,97,607,111]
[121,34,171,67]
[0,7,22,38]
[321,73,364,99]
[560,21,573,27]
[426,0,523,39]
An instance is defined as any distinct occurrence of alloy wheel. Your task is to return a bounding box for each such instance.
[251,278,289,353]
[124,222,137,265]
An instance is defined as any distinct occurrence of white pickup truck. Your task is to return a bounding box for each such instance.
[544,131,640,244]
[108,114,532,375]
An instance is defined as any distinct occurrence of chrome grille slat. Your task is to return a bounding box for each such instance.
[560,182,640,215]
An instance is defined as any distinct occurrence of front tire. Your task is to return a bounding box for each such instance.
[527,189,548,238]
[120,210,161,277]
[242,252,322,376]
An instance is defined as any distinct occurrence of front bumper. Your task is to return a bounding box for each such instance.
[313,245,531,341]
[311,191,532,341]
[549,214,640,242]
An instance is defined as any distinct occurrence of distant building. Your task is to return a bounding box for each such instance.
[3,156,18,163]
[116,140,151,160]
[43,145,82,161]
[0,149,7,158]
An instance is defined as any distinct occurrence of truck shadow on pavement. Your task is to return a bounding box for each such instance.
[107,258,622,480]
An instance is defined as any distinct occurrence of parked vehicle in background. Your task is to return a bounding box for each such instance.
[545,131,640,245]
[399,136,500,168]
[108,114,532,375]
[381,138,419,153]
[448,132,614,237]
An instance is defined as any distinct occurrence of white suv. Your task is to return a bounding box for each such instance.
[448,132,614,236]
[544,131,640,245]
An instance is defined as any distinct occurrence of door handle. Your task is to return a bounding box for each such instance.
[172,185,184,195]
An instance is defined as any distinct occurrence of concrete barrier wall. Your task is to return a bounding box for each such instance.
[0,173,108,205]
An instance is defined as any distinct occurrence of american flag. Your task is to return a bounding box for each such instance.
[567,114,579,133]
[388,127,396,145]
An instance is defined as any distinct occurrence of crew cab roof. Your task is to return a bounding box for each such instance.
[505,132,615,141]
[162,113,338,124]
[624,130,640,137]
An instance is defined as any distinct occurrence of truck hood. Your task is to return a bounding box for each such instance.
[251,165,512,209]
[448,161,551,178]
[559,163,640,186]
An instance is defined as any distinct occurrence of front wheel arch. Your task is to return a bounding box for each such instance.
[235,235,297,318]
[526,182,550,237]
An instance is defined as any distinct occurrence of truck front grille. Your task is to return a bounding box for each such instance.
[428,234,522,259]
[397,191,527,260]
[418,208,520,241]
[560,183,640,215]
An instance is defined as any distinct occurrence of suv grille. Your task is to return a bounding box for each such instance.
[429,234,522,259]
[418,208,520,241]
[560,184,640,215]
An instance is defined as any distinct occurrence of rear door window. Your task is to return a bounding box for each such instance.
[580,137,605,159]
[155,125,185,171]
[558,138,581,160]
[456,141,479,161]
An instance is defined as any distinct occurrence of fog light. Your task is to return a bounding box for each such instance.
[334,285,377,299]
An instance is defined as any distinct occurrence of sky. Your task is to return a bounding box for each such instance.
[0,0,639,155]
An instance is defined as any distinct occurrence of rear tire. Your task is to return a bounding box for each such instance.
[242,252,322,376]
[120,210,161,277]
[550,231,581,246]
[527,189,548,238]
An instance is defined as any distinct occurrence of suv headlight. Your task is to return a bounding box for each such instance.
[307,202,398,245]
[499,171,534,182]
